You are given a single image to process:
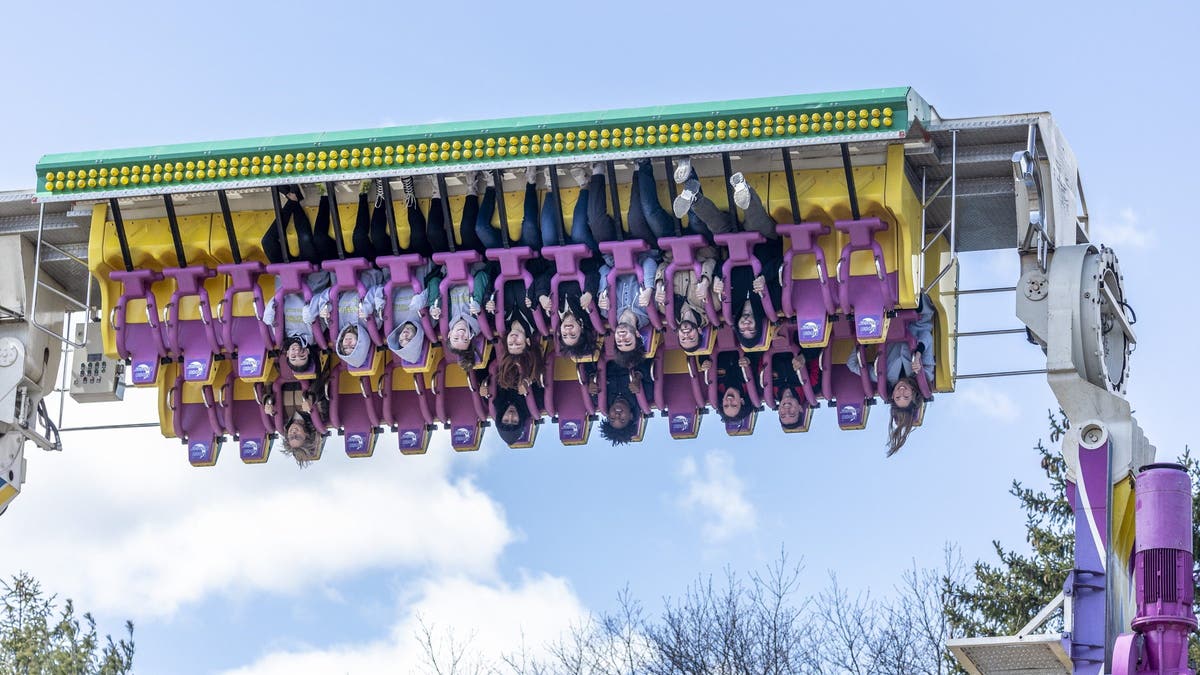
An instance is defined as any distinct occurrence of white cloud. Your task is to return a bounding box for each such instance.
[676,452,757,544]
[951,384,1020,423]
[221,573,587,675]
[1091,207,1152,248]
[1,419,512,618]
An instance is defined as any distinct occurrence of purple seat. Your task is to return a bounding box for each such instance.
[778,222,838,348]
[167,367,226,467]
[657,235,722,330]
[381,364,436,455]
[761,323,817,433]
[322,258,384,375]
[265,261,327,352]
[596,358,652,443]
[327,364,381,458]
[431,250,494,343]
[598,239,663,332]
[162,266,222,384]
[433,361,489,452]
[834,217,897,344]
[653,350,705,440]
[713,231,779,327]
[544,354,595,446]
[266,372,328,461]
[218,371,272,463]
[486,246,549,337]
[110,269,169,386]
[823,342,874,431]
[377,254,439,370]
[216,261,273,381]
[543,244,606,337]
[872,309,933,427]
[702,342,763,437]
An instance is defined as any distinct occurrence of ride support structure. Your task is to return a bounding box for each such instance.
[1,87,1192,673]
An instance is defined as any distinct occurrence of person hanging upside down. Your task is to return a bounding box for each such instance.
[846,294,937,456]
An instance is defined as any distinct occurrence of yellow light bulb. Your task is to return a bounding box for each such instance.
[883,107,893,117]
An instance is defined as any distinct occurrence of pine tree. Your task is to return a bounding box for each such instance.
[945,410,1200,663]
[0,572,134,674]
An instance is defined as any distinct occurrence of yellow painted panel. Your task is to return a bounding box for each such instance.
[663,348,692,375]
[157,363,178,438]
[923,236,958,393]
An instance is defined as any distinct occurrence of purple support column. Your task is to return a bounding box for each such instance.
[1067,435,1111,674]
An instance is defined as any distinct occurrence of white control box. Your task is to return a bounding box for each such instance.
[69,322,125,403]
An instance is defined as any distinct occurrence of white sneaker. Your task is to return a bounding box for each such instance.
[730,172,751,210]
[673,157,692,184]
[526,166,538,184]
[673,189,697,219]
[544,168,554,190]
[570,166,589,188]
[484,170,496,188]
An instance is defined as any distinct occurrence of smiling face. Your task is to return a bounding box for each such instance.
[285,421,309,449]
[613,323,637,352]
[501,404,520,427]
[559,314,582,347]
[737,302,757,340]
[338,329,358,355]
[892,379,914,408]
[722,387,745,419]
[396,322,417,347]
[777,388,802,426]
[506,322,529,354]
[676,320,700,350]
[285,342,310,369]
[447,319,472,351]
[608,397,632,429]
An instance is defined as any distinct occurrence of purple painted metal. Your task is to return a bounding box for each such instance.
[543,354,595,446]
[167,369,225,467]
[486,246,549,337]
[658,235,721,329]
[322,257,384,346]
[543,244,606,335]
[654,350,705,440]
[598,239,663,331]
[162,266,222,383]
[377,254,438,345]
[714,231,779,325]
[432,361,488,452]
[265,261,326,351]
[833,218,897,343]
[217,261,273,380]
[217,373,272,464]
[380,363,435,455]
[328,364,381,458]
[1113,464,1196,674]
[1067,437,1112,674]
[432,250,494,343]
[777,222,837,347]
[110,269,168,386]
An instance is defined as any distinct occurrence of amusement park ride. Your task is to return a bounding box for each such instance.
[0,87,1190,673]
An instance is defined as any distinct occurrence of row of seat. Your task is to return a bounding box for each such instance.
[161,308,935,467]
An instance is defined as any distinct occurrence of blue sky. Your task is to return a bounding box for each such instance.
[2,1,1197,672]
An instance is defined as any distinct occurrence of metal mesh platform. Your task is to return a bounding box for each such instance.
[947,634,1071,674]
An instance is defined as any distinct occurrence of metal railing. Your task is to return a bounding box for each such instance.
[921,130,958,297]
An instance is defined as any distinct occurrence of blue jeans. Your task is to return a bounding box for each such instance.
[475,184,541,249]
[629,163,675,243]
[542,188,598,252]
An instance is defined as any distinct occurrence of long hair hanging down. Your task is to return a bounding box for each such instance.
[886,375,925,457]
[497,340,545,390]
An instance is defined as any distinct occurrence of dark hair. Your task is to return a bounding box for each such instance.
[676,320,705,355]
[734,310,763,350]
[886,375,925,457]
[717,385,753,424]
[497,341,544,390]
[494,395,531,446]
[599,418,638,446]
[777,387,806,431]
[447,343,477,369]
[611,337,646,369]
[281,335,317,373]
[557,311,598,359]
